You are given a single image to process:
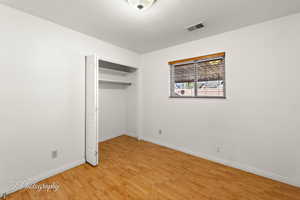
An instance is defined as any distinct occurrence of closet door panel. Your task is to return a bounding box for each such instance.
[85,55,99,166]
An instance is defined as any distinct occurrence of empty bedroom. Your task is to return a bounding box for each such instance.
[1,0,300,199]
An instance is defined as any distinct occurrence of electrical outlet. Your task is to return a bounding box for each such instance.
[216,146,221,153]
[158,129,162,135]
[51,150,58,159]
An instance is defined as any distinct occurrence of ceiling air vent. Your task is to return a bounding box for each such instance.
[187,23,204,32]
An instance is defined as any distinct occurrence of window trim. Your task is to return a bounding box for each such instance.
[169,52,226,99]
[168,52,225,65]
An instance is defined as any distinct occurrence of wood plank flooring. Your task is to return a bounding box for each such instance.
[6,135,300,200]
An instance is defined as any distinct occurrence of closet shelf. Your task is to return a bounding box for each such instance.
[99,79,132,86]
[99,60,137,73]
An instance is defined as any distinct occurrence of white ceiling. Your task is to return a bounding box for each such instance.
[1,0,300,53]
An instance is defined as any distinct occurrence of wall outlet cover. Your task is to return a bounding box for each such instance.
[51,150,58,159]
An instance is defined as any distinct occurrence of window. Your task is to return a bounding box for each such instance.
[169,52,225,98]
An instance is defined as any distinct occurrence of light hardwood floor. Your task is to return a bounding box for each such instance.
[7,135,300,200]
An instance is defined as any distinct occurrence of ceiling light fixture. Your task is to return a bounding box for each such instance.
[127,0,157,11]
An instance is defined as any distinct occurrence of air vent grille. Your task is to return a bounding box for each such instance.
[187,23,204,32]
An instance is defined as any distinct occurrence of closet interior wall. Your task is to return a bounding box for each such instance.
[98,64,138,142]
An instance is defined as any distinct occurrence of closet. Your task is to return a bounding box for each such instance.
[85,55,138,166]
[98,60,137,142]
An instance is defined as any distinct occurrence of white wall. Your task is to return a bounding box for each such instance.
[0,4,140,195]
[141,13,300,187]
[126,70,140,138]
[98,83,127,142]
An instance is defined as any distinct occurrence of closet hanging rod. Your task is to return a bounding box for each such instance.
[99,79,132,86]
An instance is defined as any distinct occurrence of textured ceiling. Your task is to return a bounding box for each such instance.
[1,0,300,53]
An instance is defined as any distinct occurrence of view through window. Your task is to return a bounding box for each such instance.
[170,52,225,98]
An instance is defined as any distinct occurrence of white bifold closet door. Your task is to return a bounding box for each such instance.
[85,55,99,166]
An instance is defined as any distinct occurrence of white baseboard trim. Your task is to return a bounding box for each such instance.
[5,159,85,197]
[99,133,123,142]
[99,133,137,142]
[124,132,138,138]
[142,137,300,188]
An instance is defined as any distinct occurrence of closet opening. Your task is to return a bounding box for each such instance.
[85,55,138,166]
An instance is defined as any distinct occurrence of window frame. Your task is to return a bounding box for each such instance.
[169,53,226,99]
